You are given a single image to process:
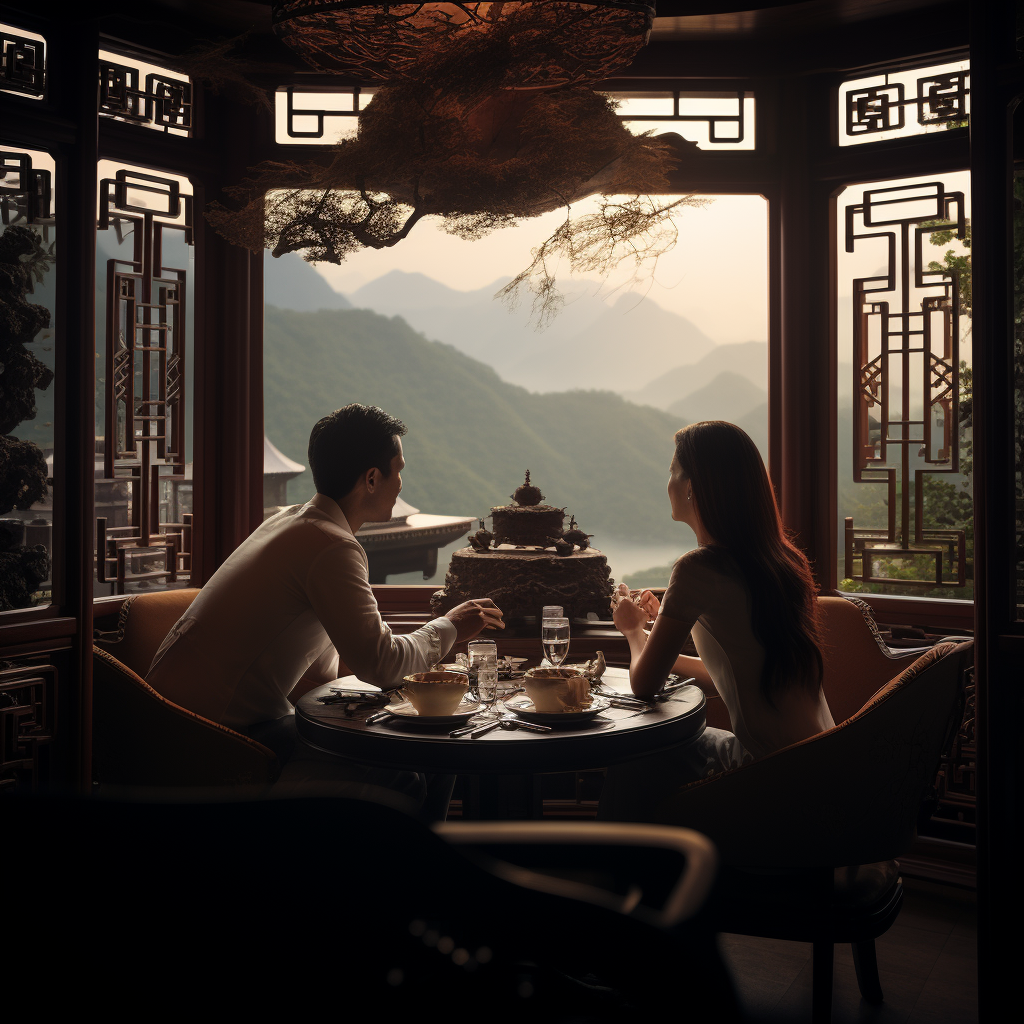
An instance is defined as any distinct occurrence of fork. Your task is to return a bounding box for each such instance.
[498,713,552,733]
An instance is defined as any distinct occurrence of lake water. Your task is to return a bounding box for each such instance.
[386,533,695,589]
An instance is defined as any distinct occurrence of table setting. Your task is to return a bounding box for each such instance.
[293,602,706,815]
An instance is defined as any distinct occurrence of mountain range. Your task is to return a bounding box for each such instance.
[263,304,688,544]
[347,270,718,394]
[264,251,353,312]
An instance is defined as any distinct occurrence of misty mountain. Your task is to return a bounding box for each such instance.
[667,371,767,425]
[264,251,352,312]
[263,304,687,543]
[624,340,768,411]
[348,269,716,394]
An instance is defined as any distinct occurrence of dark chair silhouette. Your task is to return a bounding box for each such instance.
[5,791,740,1021]
[93,589,279,789]
[654,639,973,1023]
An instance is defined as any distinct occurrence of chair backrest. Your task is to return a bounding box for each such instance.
[817,595,919,724]
[92,647,279,787]
[655,640,973,868]
[701,595,918,732]
[95,588,200,677]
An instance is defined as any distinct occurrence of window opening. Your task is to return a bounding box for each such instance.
[98,49,192,136]
[607,90,755,150]
[274,86,376,144]
[837,172,973,600]
[94,162,194,596]
[262,192,768,594]
[1,22,45,100]
[0,145,56,609]
[839,60,969,147]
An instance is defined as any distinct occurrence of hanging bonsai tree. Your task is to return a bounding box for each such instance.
[207,15,706,326]
[0,225,54,610]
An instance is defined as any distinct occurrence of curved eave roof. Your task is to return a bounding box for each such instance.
[265,435,305,476]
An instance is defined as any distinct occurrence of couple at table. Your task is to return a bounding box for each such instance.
[148,403,832,821]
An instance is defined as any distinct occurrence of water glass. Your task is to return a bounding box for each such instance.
[468,640,498,705]
[541,617,570,667]
[542,605,564,619]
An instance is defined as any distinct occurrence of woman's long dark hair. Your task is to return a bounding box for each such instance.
[675,421,824,706]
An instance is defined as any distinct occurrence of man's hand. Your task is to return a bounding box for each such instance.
[445,599,505,643]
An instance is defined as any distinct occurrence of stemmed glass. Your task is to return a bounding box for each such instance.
[541,616,570,667]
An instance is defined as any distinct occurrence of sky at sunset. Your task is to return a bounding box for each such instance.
[309,193,771,345]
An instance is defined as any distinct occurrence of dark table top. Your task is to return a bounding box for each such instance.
[295,668,706,775]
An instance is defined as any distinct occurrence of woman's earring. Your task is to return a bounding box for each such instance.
[687,492,692,501]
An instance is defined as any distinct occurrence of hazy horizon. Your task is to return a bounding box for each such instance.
[305,193,770,347]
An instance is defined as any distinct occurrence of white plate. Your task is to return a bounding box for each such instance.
[383,699,485,726]
[505,694,611,725]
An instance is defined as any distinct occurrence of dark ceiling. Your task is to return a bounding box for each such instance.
[0,0,968,78]
[83,0,960,40]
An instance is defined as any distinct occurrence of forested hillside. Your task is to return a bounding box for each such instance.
[264,305,687,543]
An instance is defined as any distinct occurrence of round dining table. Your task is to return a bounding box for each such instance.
[295,668,707,819]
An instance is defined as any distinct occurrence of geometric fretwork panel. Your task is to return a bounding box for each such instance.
[0,661,55,793]
[843,180,968,589]
[275,86,369,144]
[840,60,969,146]
[96,168,193,594]
[0,148,52,225]
[932,662,975,832]
[98,50,192,136]
[1,25,46,99]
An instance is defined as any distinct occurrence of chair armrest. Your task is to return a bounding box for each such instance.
[435,821,717,928]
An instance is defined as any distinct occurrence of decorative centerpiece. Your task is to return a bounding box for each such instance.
[431,472,614,621]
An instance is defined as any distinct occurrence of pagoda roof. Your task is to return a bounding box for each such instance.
[264,436,305,477]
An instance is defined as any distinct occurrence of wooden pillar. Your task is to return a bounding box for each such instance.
[191,92,265,584]
[776,75,836,587]
[969,0,1023,1013]
[50,20,99,792]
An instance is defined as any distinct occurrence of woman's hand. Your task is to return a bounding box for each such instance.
[612,583,648,636]
[631,589,660,619]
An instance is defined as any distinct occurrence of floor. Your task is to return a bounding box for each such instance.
[719,879,978,1023]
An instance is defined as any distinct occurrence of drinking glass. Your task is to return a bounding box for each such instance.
[468,640,498,706]
[541,617,570,667]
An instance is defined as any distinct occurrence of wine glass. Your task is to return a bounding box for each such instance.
[541,616,570,667]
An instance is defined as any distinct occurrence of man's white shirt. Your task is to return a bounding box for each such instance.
[147,493,457,730]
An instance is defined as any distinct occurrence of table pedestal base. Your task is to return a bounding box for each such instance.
[459,773,544,820]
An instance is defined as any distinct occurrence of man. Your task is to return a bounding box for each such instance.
[148,404,503,805]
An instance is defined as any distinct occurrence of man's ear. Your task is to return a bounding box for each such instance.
[364,467,380,493]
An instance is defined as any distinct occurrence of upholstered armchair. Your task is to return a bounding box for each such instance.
[653,639,973,1023]
[93,589,279,789]
[702,594,921,731]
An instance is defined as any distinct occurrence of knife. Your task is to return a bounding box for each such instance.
[450,719,501,739]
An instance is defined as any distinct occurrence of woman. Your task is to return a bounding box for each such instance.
[601,421,834,821]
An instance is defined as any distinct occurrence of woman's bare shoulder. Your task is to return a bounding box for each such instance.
[671,545,738,580]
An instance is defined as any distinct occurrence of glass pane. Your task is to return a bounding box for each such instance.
[837,171,974,601]
[0,145,56,609]
[839,60,969,147]
[263,193,769,601]
[94,161,194,597]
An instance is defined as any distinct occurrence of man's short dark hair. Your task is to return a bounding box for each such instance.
[308,405,407,500]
